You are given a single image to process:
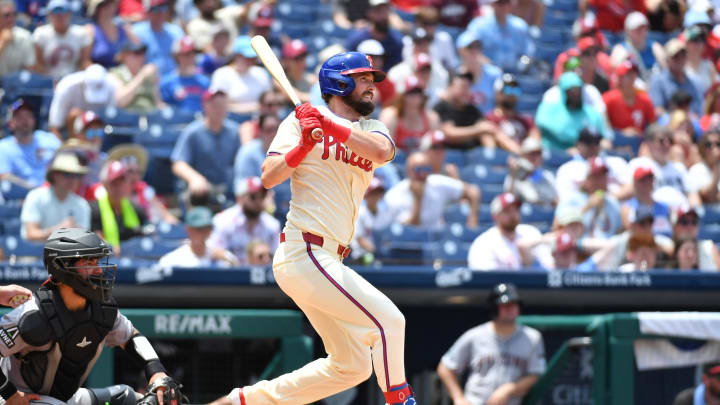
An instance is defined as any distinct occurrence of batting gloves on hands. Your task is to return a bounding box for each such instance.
[295,103,352,143]
[285,105,324,168]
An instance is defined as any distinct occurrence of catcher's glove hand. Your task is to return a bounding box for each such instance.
[137,376,188,405]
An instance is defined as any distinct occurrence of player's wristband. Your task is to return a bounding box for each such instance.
[285,144,313,168]
[321,118,351,143]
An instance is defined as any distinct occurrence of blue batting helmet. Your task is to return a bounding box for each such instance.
[318,52,386,97]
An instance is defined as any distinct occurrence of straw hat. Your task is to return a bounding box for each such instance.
[107,144,149,177]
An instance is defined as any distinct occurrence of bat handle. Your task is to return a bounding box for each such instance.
[311,128,323,141]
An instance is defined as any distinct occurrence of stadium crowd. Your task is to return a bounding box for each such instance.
[1,0,720,272]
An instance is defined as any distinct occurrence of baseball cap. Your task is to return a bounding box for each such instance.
[490,193,521,215]
[555,206,583,226]
[493,73,520,94]
[671,204,699,225]
[456,30,480,49]
[578,37,598,52]
[121,41,148,53]
[665,38,686,58]
[83,64,112,104]
[357,39,385,56]
[233,36,257,58]
[235,176,265,197]
[10,98,34,115]
[554,232,576,253]
[412,27,432,42]
[202,87,226,103]
[587,157,608,175]
[47,0,70,14]
[101,160,128,182]
[615,60,638,77]
[172,36,196,54]
[630,205,655,223]
[282,39,308,59]
[414,53,432,70]
[624,11,648,31]
[563,55,581,72]
[578,128,602,144]
[405,75,424,93]
[185,206,214,228]
[146,0,169,12]
[369,0,389,6]
[683,9,711,28]
[633,166,654,180]
[366,177,385,194]
[252,4,274,27]
[520,137,542,154]
[47,153,89,182]
[78,110,103,132]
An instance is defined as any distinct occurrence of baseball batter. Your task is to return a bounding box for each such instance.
[437,283,546,405]
[209,52,416,405]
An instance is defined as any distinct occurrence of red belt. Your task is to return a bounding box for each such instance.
[280,232,351,259]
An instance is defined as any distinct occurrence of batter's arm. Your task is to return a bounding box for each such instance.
[436,363,471,405]
[261,154,295,189]
[343,129,394,164]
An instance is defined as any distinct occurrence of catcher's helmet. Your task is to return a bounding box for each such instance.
[43,228,116,302]
[319,52,386,97]
[487,283,522,315]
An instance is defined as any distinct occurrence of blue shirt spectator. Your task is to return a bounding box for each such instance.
[0,101,61,188]
[648,39,702,115]
[471,64,503,114]
[15,0,48,28]
[159,37,209,113]
[344,2,404,69]
[465,0,533,72]
[624,198,672,237]
[131,3,184,77]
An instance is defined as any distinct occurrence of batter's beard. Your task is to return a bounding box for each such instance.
[342,92,375,117]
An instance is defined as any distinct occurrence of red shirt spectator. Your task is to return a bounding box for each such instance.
[118,0,145,21]
[427,0,480,28]
[586,0,646,32]
[603,61,655,133]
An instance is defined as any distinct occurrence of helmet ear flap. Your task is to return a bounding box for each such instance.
[320,70,356,97]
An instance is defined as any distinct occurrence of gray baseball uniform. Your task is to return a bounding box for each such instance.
[440,322,546,405]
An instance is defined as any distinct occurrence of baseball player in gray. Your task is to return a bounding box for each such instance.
[437,283,546,405]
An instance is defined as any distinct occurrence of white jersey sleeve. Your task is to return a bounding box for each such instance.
[267,113,302,156]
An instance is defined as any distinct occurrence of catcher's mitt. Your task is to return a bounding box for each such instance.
[137,376,188,405]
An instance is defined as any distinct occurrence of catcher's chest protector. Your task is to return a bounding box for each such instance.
[18,287,118,400]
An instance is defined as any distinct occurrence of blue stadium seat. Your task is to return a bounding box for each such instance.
[445,204,470,223]
[394,149,408,166]
[135,126,182,159]
[435,240,470,266]
[647,30,673,45]
[0,181,31,202]
[0,236,43,260]
[479,204,493,223]
[465,147,511,167]
[146,108,198,127]
[613,132,642,155]
[541,27,569,44]
[521,204,555,223]
[700,205,720,225]
[480,184,504,204]
[542,148,572,169]
[446,222,485,242]
[444,149,465,167]
[535,42,565,64]
[543,10,576,26]
[516,75,551,95]
[119,237,180,259]
[460,164,508,185]
[276,2,317,22]
[699,225,720,242]
[545,0,579,12]
[95,106,141,128]
[156,222,189,240]
[0,203,22,219]
[1,219,22,237]
[0,71,54,98]
[227,112,253,124]
[516,93,543,115]
[102,126,141,152]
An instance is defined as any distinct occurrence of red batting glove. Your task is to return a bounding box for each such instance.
[318,115,352,144]
[295,103,322,120]
[285,116,322,168]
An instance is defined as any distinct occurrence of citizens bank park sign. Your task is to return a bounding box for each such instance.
[546,271,652,288]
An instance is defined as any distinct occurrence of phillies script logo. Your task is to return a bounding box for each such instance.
[322,135,373,172]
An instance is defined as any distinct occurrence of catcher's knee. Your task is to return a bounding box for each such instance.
[86,385,139,405]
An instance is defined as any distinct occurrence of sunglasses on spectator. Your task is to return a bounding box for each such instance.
[86,128,105,139]
[582,48,599,56]
[581,137,601,145]
[0,11,15,18]
[413,165,432,174]
[655,137,672,145]
[502,86,522,96]
[637,218,654,227]
[677,217,698,226]
[59,172,83,179]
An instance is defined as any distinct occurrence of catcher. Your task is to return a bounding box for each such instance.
[0,228,186,405]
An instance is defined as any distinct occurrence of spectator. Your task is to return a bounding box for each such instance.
[117,0,144,22]
[131,0,184,76]
[186,0,229,52]
[557,157,622,239]
[552,232,579,269]
[160,36,209,113]
[48,64,116,139]
[357,39,396,107]
[536,72,610,150]
[377,151,480,229]
[90,160,148,247]
[433,71,508,151]
[234,113,279,180]
[671,236,698,270]
[620,166,673,236]
[580,0,646,32]
[609,12,658,80]
[246,239,272,267]
[0,99,61,188]
[455,31,502,116]
[554,15,613,81]
[246,3,280,52]
[465,0,534,73]
[388,48,448,107]
[239,89,286,145]
[171,88,239,205]
[618,230,658,271]
[486,73,540,145]
[107,144,178,224]
[623,124,701,208]
[14,0,47,28]
[380,75,441,151]
[646,0,685,32]
[86,0,137,68]
[21,153,90,242]
[281,39,313,103]
[671,205,720,270]
[344,0,404,69]
[210,36,272,114]
[603,61,656,135]
[556,129,628,199]
[401,7,459,71]
[158,206,237,267]
[553,205,586,240]
[700,83,720,131]
[421,130,460,179]
[350,177,385,265]
[577,37,610,94]
[428,0,479,28]
[688,128,720,203]
[209,176,280,265]
[32,0,91,80]
[684,25,717,97]
[513,0,545,29]
[468,192,553,270]
[649,39,703,116]
[545,55,608,119]
[109,41,165,113]
[437,283,545,405]
[198,25,230,75]
[505,137,558,206]
[0,0,36,76]
[64,110,107,198]
[672,362,720,405]
[667,109,700,168]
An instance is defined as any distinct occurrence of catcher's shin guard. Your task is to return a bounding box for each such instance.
[87,385,140,405]
[384,382,416,405]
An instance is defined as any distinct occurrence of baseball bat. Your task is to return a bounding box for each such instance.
[250,35,323,141]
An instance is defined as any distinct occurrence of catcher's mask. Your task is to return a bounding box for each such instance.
[43,228,116,302]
